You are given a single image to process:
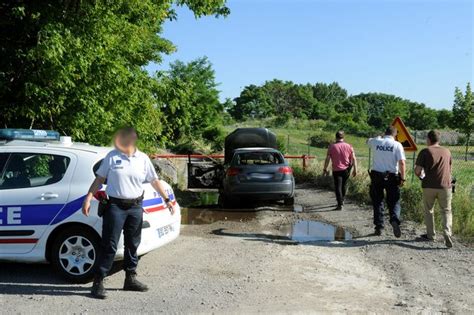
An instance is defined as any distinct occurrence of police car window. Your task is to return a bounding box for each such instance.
[0,153,9,186]
[0,153,70,190]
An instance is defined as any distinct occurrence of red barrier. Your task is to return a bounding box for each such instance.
[150,153,316,170]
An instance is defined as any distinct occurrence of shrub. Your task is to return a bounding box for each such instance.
[277,135,288,154]
[309,132,333,148]
[270,113,291,127]
[171,137,212,155]
[202,125,226,151]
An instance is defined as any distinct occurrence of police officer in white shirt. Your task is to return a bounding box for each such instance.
[82,127,175,299]
[367,126,406,237]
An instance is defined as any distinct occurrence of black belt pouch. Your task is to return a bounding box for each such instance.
[97,196,110,217]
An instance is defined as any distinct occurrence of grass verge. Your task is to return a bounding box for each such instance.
[292,160,474,242]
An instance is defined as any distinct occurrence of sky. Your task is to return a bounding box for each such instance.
[147,0,473,109]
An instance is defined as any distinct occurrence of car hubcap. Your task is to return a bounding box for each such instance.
[59,236,95,276]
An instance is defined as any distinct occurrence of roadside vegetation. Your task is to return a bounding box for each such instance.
[226,117,473,240]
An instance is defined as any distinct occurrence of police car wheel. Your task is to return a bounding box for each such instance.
[51,227,100,283]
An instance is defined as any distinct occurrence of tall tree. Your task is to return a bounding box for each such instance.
[312,82,347,105]
[230,84,272,120]
[0,0,228,150]
[405,102,438,130]
[452,83,474,160]
[154,57,223,143]
[436,109,453,129]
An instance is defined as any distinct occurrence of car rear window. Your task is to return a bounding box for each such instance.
[234,152,284,165]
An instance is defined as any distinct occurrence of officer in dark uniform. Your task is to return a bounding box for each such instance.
[367,126,406,237]
[82,127,175,299]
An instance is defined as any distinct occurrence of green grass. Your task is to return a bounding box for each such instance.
[225,118,474,240]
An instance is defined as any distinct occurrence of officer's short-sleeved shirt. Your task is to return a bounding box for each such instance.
[96,149,158,199]
[367,136,406,173]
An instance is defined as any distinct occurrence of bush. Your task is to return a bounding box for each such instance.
[324,117,374,138]
[456,134,468,146]
[309,132,333,148]
[202,125,226,152]
[277,135,288,154]
[270,113,291,127]
[171,137,212,155]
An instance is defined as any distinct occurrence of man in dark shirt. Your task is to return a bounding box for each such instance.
[415,130,453,248]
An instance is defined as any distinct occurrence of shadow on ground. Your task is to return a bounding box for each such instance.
[211,228,448,251]
[0,261,124,296]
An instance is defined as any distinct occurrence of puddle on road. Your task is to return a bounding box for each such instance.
[281,220,352,242]
[181,208,352,242]
[178,190,351,242]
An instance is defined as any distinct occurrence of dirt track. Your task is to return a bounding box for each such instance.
[1,185,473,314]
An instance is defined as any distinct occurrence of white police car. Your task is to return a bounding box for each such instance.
[0,129,181,282]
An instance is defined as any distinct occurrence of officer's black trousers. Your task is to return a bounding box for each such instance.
[96,203,143,278]
[369,172,401,229]
[333,169,349,206]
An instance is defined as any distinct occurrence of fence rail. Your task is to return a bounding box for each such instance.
[151,153,316,170]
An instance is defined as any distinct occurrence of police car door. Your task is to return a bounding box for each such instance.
[0,149,76,254]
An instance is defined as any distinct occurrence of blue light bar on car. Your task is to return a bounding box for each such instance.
[0,129,60,141]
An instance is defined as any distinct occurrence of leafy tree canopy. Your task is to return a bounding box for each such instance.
[153,57,222,144]
[452,83,474,158]
[0,0,228,150]
[229,80,447,135]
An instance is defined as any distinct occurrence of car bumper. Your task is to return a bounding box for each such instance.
[224,180,294,200]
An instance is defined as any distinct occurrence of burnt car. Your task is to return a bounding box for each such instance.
[220,147,295,206]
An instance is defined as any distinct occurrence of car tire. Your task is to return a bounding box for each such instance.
[51,226,100,283]
[284,197,295,206]
[218,193,229,208]
[219,193,239,209]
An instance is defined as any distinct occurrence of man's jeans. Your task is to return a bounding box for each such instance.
[95,203,143,278]
[423,188,452,239]
[333,169,349,206]
[370,172,401,229]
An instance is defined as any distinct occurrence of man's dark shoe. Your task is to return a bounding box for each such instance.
[418,234,435,242]
[390,221,401,238]
[335,204,343,211]
[374,227,384,236]
[124,272,149,292]
[444,235,453,248]
[91,277,107,299]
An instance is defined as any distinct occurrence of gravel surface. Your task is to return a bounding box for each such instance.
[1,184,473,314]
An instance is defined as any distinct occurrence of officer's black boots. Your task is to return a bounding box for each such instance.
[123,271,149,292]
[390,221,402,238]
[91,277,107,299]
[374,227,384,236]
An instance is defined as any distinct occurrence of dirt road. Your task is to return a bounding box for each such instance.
[1,185,473,314]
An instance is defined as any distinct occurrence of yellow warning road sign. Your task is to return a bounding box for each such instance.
[391,117,417,152]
